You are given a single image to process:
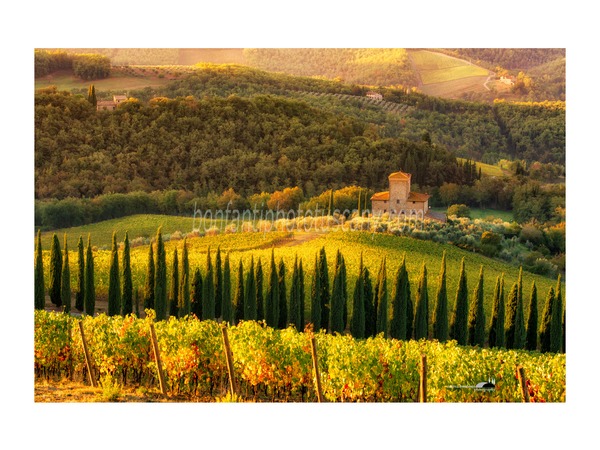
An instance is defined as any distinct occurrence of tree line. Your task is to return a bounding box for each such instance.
[35,228,564,353]
[35,50,111,80]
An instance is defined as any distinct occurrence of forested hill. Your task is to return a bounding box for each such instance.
[36,63,565,200]
[137,65,564,165]
[35,89,466,200]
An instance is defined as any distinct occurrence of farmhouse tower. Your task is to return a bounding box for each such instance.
[370,170,443,220]
[388,171,411,203]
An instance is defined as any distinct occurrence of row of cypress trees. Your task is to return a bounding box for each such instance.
[35,230,132,317]
[35,228,565,353]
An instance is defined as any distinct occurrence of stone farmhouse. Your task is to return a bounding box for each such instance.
[371,170,445,221]
[96,94,128,111]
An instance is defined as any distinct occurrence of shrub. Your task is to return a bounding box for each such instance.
[447,204,471,218]
[519,223,545,246]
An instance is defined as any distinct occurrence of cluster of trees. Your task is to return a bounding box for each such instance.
[35,229,564,354]
[35,50,111,80]
[493,101,565,163]
[436,178,564,223]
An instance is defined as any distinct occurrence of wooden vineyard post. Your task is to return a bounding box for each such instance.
[221,325,237,396]
[310,336,325,403]
[149,322,167,396]
[77,321,97,388]
[419,354,427,403]
[517,365,530,403]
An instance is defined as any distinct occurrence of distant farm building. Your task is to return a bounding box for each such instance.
[96,94,128,111]
[371,170,445,221]
[366,91,383,100]
[499,76,514,86]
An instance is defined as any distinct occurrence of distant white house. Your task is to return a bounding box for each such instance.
[366,91,383,100]
[499,76,514,86]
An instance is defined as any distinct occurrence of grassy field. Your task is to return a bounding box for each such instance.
[34,68,176,92]
[38,214,201,249]
[457,158,509,177]
[409,50,490,85]
[37,215,561,331]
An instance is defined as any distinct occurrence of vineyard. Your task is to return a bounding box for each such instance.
[301,91,414,116]
[34,311,565,402]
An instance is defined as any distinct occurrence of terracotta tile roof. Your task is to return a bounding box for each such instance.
[389,171,411,180]
[371,191,390,201]
[407,192,430,202]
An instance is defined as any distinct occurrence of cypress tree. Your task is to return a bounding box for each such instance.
[525,281,538,351]
[84,235,95,316]
[350,253,366,339]
[49,233,62,307]
[234,260,245,324]
[467,266,485,346]
[245,256,257,320]
[191,268,203,319]
[222,254,232,323]
[318,247,330,331]
[144,242,155,310]
[203,247,215,320]
[278,259,287,329]
[433,252,448,342]
[34,229,45,310]
[363,267,375,337]
[154,228,167,321]
[376,257,388,337]
[107,232,121,316]
[488,275,505,347]
[562,310,566,354]
[178,273,189,317]
[517,266,523,311]
[310,253,321,332]
[405,265,414,340]
[390,256,408,340]
[298,258,305,329]
[373,262,381,334]
[75,235,85,311]
[550,275,563,353]
[180,239,190,317]
[330,250,345,334]
[61,234,71,314]
[122,232,133,316]
[256,257,264,321]
[514,283,526,350]
[266,249,280,328]
[215,246,223,319]
[539,286,554,353]
[450,258,468,345]
[341,254,348,330]
[87,84,97,106]
[414,262,429,340]
[169,248,179,318]
[504,282,519,349]
[289,255,301,329]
